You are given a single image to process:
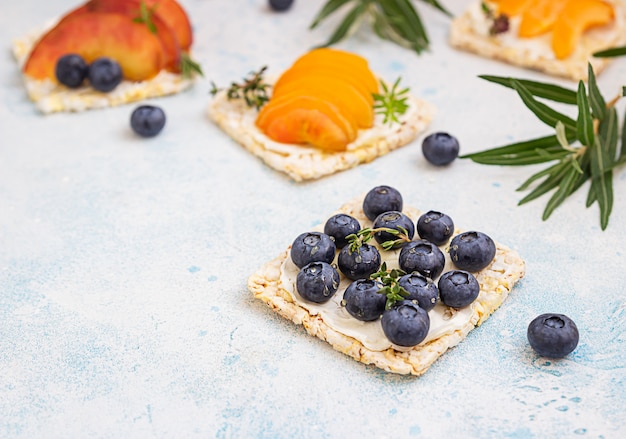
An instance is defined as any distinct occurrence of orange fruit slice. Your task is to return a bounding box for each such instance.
[518,0,569,38]
[491,0,534,17]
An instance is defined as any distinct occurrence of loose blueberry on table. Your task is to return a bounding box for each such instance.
[372,211,415,249]
[398,273,439,312]
[131,105,167,138]
[438,270,480,308]
[55,54,88,88]
[449,231,496,272]
[527,313,579,358]
[362,185,403,221]
[324,213,361,249]
[422,132,460,166]
[269,0,294,11]
[290,231,336,268]
[398,239,446,279]
[417,211,455,245]
[343,279,386,321]
[296,261,340,304]
[338,243,381,280]
[88,57,123,92]
[382,300,430,347]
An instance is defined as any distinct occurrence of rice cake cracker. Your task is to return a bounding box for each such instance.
[207,86,434,182]
[449,0,626,81]
[248,194,526,375]
[12,23,194,114]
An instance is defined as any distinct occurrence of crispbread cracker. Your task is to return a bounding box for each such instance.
[207,87,434,181]
[12,23,194,114]
[449,0,626,81]
[248,194,526,375]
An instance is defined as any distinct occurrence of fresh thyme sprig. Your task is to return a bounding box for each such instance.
[133,0,158,34]
[373,77,410,125]
[461,63,626,230]
[310,0,452,55]
[370,262,410,310]
[210,66,270,110]
[180,52,204,79]
[346,226,412,252]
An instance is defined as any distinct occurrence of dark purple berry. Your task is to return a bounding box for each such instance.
[337,243,381,280]
[269,0,294,11]
[438,270,479,308]
[382,301,430,347]
[422,132,460,166]
[290,232,336,269]
[324,213,361,249]
[88,57,122,92]
[398,240,445,279]
[398,273,438,311]
[296,261,340,304]
[131,105,166,138]
[362,185,403,221]
[417,211,454,245]
[449,231,496,272]
[55,54,88,88]
[343,279,385,321]
[527,313,579,358]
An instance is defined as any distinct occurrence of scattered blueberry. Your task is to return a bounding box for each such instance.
[324,213,361,249]
[398,273,438,311]
[290,232,336,269]
[55,54,88,88]
[438,270,479,308]
[337,243,381,280]
[449,231,496,272]
[382,300,430,347]
[296,261,340,304]
[362,185,403,221]
[417,211,455,245]
[372,211,415,249]
[527,313,579,358]
[398,240,445,279]
[422,132,460,166]
[88,57,123,92]
[131,105,166,138]
[269,0,294,11]
[343,279,385,321]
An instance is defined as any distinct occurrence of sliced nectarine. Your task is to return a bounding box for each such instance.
[552,0,614,59]
[86,0,181,72]
[491,0,534,18]
[518,0,569,38]
[273,76,374,128]
[142,0,193,51]
[23,12,164,82]
[256,96,357,151]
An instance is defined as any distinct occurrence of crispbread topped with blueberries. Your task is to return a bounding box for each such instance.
[248,186,526,375]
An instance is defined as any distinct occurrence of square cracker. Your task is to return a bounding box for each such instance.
[449,0,626,81]
[207,87,434,182]
[11,24,194,114]
[248,194,526,375]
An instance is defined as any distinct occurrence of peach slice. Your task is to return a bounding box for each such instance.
[142,0,193,51]
[23,12,165,82]
[518,0,569,38]
[490,0,534,18]
[552,0,614,59]
[86,0,181,72]
[256,96,357,151]
[273,76,374,128]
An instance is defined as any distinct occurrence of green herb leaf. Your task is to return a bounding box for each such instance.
[542,166,580,220]
[373,77,410,125]
[133,0,158,34]
[589,136,614,230]
[576,81,595,147]
[180,52,204,79]
[310,0,353,29]
[422,0,453,17]
[316,1,370,48]
[587,64,607,120]
[374,0,429,53]
[593,46,626,57]
[210,66,269,110]
[479,75,578,105]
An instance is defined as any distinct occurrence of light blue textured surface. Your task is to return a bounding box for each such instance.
[1,1,626,438]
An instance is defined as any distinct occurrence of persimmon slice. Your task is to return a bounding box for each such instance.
[518,0,569,38]
[552,0,615,59]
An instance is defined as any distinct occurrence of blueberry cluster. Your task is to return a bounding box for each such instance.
[55,54,123,92]
[289,185,498,348]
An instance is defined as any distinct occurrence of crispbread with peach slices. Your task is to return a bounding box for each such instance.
[449,0,626,81]
[248,193,525,376]
[12,0,198,114]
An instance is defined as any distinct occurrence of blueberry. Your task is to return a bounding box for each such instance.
[55,54,88,88]
[398,273,438,311]
[290,232,336,269]
[296,261,340,304]
[337,243,381,280]
[324,213,361,249]
[343,279,385,321]
[527,313,579,358]
[269,0,294,11]
[422,132,460,166]
[398,240,445,279]
[362,185,403,221]
[382,300,430,347]
[131,105,166,138]
[372,211,415,249]
[88,57,122,92]
[417,211,455,245]
[449,231,496,272]
[438,270,479,308]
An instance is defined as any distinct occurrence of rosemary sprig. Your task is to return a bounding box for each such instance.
[370,262,410,310]
[373,77,410,125]
[346,226,412,252]
[310,0,451,55]
[133,0,158,34]
[461,64,624,230]
[180,52,204,79]
[210,66,270,110]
